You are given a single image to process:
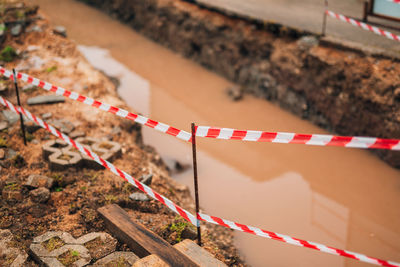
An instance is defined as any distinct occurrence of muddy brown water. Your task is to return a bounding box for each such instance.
[32,0,400,266]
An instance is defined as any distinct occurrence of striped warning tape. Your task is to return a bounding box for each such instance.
[195,126,400,150]
[0,96,399,267]
[197,213,400,267]
[1,67,399,151]
[0,96,197,226]
[0,67,192,142]
[326,10,400,42]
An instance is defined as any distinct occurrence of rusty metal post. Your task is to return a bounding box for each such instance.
[322,0,328,36]
[191,122,201,246]
[363,1,369,22]
[12,69,27,146]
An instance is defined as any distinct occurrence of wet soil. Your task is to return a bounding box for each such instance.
[0,3,244,266]
[80,0,400,168]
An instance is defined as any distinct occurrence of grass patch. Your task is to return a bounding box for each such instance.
[4,182,20,191]
[104,194,118,204]
[0,46,17,62]
[168,217,195,243]
[45,66,57,73]
[57,250,80,266]
[42,237,64,252]
[0,137,7,147]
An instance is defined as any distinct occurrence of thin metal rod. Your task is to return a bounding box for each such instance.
[363,1,368,22]
[322,0,328,36]
[13,69,27,146]
[191,122,201,246]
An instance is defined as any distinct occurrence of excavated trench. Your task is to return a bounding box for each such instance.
[33,0,400,266]
[79,0,400,168]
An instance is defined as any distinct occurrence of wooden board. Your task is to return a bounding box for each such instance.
[132,254,170,267]
[98,204,199,267]
[174,239,227,267]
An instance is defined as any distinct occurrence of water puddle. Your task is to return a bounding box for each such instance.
[34,0,400,265]
[79,44,400,267]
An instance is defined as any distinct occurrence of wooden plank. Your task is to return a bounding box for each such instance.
[174,239,227,267]
[132,255,170,267]
[98,204,199,267]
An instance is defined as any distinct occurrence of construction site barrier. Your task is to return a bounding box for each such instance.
[1,95,399,267]
[1,67,399,151]
[195,126,400,150]
[326,10,400,41]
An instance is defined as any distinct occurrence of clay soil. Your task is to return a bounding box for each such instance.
[0,2,245,266]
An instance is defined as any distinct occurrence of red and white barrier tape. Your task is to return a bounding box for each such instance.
[195,126,400,150]
[1,97,399,267]
[0,96,197,226]
[197,213,400,267]
[1,67,399,151]
[0,67,192,142]
[326,10,400,42]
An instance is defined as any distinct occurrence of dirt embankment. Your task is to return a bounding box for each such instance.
[0,3,244,266]
[80,0,400,168]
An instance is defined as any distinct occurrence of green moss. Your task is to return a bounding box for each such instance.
[168,217,195,243]
[0,137,7,147]
[57,250,80,265]
[42,237,65,252]
[104,194,117,204]
[45,66,57,73]
[14,10,25,19]
[4,182,20,191]
[0,46,17,62]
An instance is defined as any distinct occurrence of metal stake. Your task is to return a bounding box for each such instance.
[322,0,328,36]
[191,122,201,246]
[12,69,27,146]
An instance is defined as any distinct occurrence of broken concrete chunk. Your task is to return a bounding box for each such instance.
[92,251,139,266]
[25,174,54,189]
[30,187,50,203]
[0,121,7,131]
[0,229,28,267]
[297,35,319,50]
[11,24,22,36]
[140,174,153,186]
[26,25,42,33]
[2,110,20,125]
[48,119,75,134]
[129,192,150,202]
[53,26,67,37]
[41,112,52,120]
[27,95,65,105]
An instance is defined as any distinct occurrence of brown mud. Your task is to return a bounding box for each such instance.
[79,0,400,168]
[18,0,400,266]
